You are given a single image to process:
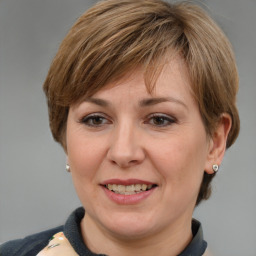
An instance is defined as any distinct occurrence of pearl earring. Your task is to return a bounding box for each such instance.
[66,164,70,172]
[212,164,219,173]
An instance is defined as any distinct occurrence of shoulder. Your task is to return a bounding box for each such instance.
[0,226,63,256]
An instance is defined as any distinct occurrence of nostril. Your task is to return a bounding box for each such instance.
[129,160,138,164]
[109,158,140,168]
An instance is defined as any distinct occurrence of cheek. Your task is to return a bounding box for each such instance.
[66,129,105,180]
[67,133,106,205]
[149,132,207,191]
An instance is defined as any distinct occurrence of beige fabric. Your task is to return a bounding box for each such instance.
[36,232,78,256]
[203,249,214,256]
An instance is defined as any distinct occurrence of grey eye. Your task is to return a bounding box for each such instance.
[148,114,175,127]
[82,115,109,126]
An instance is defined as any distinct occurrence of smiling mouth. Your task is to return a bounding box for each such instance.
[104,184,157,195]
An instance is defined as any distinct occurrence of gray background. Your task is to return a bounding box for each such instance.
[0,0,255,255]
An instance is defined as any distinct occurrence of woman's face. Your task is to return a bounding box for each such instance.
[66,57,213,239]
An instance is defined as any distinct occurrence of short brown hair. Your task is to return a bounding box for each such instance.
[43,0,240,205]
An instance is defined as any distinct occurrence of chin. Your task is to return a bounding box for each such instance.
[99,211,158,240]
[109,224,153,240]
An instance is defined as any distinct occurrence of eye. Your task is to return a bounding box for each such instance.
[80,114,110,127]
[147,114,176,127]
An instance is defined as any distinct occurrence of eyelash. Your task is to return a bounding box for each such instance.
[80,113,111,127]
[79,113,176,128]
[145,113,176,127]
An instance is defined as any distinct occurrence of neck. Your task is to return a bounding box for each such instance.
[80,214,193,256]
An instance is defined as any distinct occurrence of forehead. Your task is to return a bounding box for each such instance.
[76,56,196,113]
[95,56,191,97]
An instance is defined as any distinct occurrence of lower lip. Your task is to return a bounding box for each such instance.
[102,186,156,205]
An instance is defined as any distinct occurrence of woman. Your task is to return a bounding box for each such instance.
[0,0,239,255]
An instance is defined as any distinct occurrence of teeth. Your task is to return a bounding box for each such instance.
[135,184,141,192]
[105,184,155,194]
[147,184,153,189]
[141,184,147,191]
[118,185,125,193]
[126,185,134,192]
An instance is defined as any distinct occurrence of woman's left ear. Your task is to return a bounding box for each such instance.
[204,113,232,174]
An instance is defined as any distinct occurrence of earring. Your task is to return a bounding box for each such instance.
[66,164,70,172]
[212,164,219,173]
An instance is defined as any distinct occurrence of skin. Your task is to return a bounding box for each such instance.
[66,56,231,256]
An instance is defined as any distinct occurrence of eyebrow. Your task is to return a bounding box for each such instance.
[84,96,187,109]
[83,98,109,107]
[139,97,188,109]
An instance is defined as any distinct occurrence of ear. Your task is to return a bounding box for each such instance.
[204,113,232,174]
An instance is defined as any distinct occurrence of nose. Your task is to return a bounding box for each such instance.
[107,122,145,168]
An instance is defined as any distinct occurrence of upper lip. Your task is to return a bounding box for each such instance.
[101,179,156,186]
